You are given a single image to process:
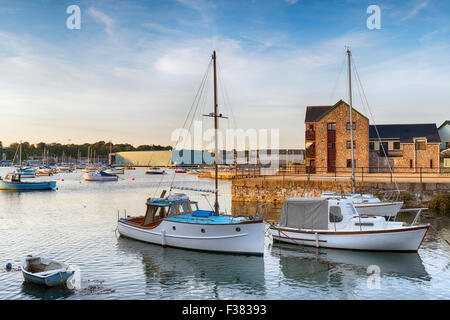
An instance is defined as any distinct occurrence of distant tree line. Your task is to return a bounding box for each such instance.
[0,141,172,161]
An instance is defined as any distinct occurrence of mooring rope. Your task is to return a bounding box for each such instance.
[266,221,337,269]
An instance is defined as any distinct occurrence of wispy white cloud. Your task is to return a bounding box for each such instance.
[402,0,430,21]
[88,7,115,37]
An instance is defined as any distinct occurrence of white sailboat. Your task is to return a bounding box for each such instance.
[269,197,429,252]
[320,191,403,218]
[270,49,429,252]
[117,51,265,255]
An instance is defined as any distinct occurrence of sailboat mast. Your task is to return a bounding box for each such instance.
[347,49,356,193]
[19,141,22,167]
[212,51,219,215]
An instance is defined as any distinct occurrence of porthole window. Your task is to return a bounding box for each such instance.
[201,228,206,233]
[172,226,176,231]
[236,227,241,232]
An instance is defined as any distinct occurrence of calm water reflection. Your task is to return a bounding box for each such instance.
[0,167,449,299]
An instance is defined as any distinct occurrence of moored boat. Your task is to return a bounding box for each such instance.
[0,173,56,190]
[21,255,76,288]
[84,170,118,181]
[321,191,403,218]
[104,167,124,174]
[269,198,429,252]
[15,167,36,178]
[146,168,166,174]
[174,169,187,173]
[117,193,265,255]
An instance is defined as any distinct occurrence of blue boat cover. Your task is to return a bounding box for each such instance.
[100,171,115,176]
[192,210,214,217]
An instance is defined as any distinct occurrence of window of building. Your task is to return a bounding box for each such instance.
[327,142,336,149]
[415,140,426,150]
[393,142,400,150]
[329,206,343,223]
[410,159,413,168]
[430,159,433,168]
[346,122,356,130]
[346,159,356,168]
[346,141,356,149]
[369,142,374,150]
[327,123,336,130]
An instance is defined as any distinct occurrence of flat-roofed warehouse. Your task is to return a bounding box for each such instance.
[111,150,172,166]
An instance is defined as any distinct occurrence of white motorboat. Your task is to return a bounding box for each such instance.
[117,193,265,255]
[321,191,403,218]
[104,167,124,175]
[84,170,118,181]
[269,197,429,252]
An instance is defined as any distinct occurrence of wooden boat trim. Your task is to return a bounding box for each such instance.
[270,224,430,235]
[272,235,327,243]
[119,217,263,227]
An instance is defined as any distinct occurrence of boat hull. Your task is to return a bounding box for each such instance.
[21,257,74,287]
[270,225,429,252]
[84,173,118,181]
[0,181,56,190]
[118,219,265,255]
[354,202,403,218]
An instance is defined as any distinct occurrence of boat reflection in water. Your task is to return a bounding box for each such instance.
[21,281,75,300]
[271,242,430,288]
[117,237,266,297]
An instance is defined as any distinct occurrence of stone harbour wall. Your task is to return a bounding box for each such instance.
[231,177,450,207]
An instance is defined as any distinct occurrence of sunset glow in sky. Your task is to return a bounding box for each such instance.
[0,0,448,148]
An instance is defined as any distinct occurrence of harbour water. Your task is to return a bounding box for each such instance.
[0,167,449,300]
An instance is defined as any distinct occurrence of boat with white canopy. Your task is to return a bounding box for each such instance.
[269,197,429,252]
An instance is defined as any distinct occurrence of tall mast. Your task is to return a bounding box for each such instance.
[347,48,356,193]
[19,141,22,167]
[212,51,219,215]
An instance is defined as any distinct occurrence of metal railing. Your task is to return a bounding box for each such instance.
[229,165,450,183]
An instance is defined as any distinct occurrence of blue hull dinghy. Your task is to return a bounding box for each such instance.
[21,255,76,288]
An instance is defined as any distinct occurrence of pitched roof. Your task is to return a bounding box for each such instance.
[369,124,441,143]
[438,120,450,130]
[305,99,368,123]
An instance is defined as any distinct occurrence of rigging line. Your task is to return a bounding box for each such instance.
[174,59,212,150]
[351,57,400,193]
[217,60,237,130]
[171,60,212,192]
[329,53,347,104]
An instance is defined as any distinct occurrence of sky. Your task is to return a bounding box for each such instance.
[0,0,449,149]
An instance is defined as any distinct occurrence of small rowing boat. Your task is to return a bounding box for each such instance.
[21,255,77,288]
[146,168,166,175]
[174,170,186,173]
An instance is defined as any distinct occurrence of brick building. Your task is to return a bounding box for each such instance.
[369,124,441,173]
[305,100,369,174]
[304,100,441,174]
